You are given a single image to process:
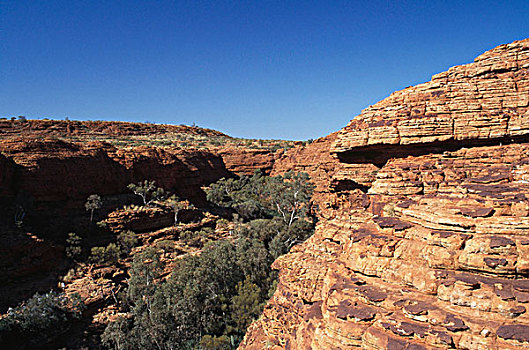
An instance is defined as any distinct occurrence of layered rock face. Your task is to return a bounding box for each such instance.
[242,39,529,349]
[332,39,529,158]
[0,119,282,179]
[0,138,231,224]
[0,120,281,217]
[216,147,278,175]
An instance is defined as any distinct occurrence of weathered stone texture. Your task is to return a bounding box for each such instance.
[0,138,231,208]
[242,39,529,349]
[216,147,277,175]
[331,39,529,154]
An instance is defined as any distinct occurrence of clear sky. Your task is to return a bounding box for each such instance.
[1,1,528,140]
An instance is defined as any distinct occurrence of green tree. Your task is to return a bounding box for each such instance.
[85,194,102,226]
[235,237,272,287]
[206,171,314,224]
[265,172,314,227]
[230,278,263,333]
[165,195,193,226]
[101,316,130,350]
[65,232,82,260]
[127,247,163,301]
[0,291,84,348]
[127,180,165,207]
[103,247,173,350]
[117,230,137,255]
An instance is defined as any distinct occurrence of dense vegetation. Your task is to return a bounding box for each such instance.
[0,171,314,349]
[102,171,315,349]
[0,291,84,348]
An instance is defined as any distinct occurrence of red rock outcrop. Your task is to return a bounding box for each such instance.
[216,147,278,175]
[242,39,529,349]
[0,119,284,177]
[272,133,340,189]
[332,39,529,155]
[103,206,201,234]
[0,138,231,212]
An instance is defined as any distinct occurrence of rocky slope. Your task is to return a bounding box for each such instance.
[0,123,279,313]
[0,119,227,140]
[0,119,285,176]
[0,120,284,221]
[241,39,529,349]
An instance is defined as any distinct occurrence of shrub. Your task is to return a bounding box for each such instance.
[65,232,82,260]
[89,243,121,265]
[156,239,175,253]
[117,230,137,254]
[215,218,230,230]
[199,335,232,350]
[179,228,213,248]
[0,291,84,347]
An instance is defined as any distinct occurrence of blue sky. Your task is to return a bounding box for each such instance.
[1,1,528,140]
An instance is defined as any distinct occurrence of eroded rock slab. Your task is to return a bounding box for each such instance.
[331,39,529,160]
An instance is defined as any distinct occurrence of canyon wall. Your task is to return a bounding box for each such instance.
[242,39,529,349]
[0,120,280,218]
[0,137,236,310]
[0,121,282,310]
[0,138,231,222]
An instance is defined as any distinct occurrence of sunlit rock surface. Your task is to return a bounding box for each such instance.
[242,38,529,349]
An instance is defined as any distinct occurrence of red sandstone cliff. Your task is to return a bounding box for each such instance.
[0,122,283,311]
[0,120,279,212]
[241,39,529,349]
[0,136,234,311]
[0,138,231,216]
[216,147,279,175]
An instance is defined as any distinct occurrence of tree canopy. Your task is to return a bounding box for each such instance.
[127,180,166,206]
[103,172,315,349]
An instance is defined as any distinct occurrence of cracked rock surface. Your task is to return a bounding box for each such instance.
[241,39,529,349]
